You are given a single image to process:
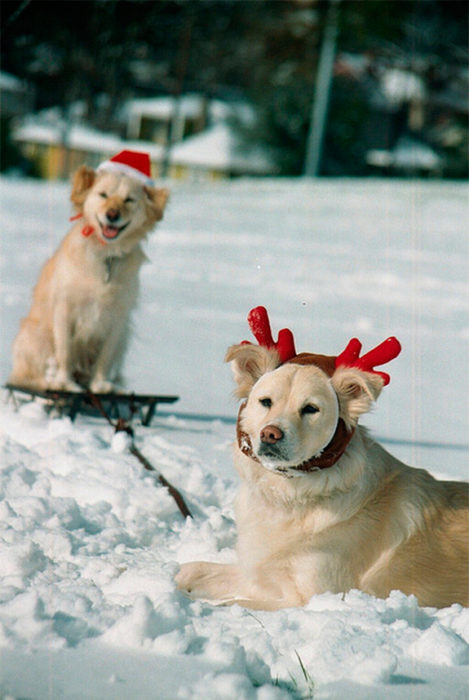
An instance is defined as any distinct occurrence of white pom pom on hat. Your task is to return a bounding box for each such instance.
[97,149,154,186]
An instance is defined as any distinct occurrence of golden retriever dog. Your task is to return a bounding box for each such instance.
[9,150,168,393]
[176,307,468,610]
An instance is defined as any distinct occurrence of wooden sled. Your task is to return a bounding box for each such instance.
[5,383,179,427]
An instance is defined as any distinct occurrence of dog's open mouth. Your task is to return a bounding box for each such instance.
[100,222,130,240]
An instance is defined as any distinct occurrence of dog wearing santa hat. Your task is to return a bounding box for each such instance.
[10,150,169,393]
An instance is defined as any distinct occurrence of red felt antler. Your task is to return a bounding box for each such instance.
[244,306,297,363]
[335,336,401,385]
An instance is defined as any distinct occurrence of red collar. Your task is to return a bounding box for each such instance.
[236,402,354,472]
[70,213,103,243]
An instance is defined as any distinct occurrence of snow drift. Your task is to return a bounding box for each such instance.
[0,176,468,699]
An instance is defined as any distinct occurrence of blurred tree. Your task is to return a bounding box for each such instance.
[236,0,468,175]
[2,0,269,115]
[2,1,180,128]
[0,117,27,172]
[1,0,467,176]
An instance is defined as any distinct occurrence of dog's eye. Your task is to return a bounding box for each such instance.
[259,398,272,408]
[124,197,135,204]
[99,192,108,199]
[301,404,319,416]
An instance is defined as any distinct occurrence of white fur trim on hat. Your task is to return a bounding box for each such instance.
[96,159,154,186]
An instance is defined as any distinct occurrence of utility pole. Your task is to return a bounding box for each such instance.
[161,9,195,178]
[304,0,341,177]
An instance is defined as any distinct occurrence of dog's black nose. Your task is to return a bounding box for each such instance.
[106,208,120,222]
[260,425,284,444]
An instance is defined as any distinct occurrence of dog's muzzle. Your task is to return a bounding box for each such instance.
[237,384,354,473]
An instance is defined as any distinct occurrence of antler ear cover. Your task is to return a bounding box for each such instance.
[335,338,362,367]
[242,307,401,385]
[336,336,401,385]
[246,306,296,364]
[247,306,275,348]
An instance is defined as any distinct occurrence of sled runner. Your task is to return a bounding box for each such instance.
[5,384,179,426]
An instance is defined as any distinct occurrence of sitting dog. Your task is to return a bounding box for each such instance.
[176,307,468,610]
[10,150,169,393]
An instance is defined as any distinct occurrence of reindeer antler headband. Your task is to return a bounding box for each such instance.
[243,306,297,364]
[242,306,401,385]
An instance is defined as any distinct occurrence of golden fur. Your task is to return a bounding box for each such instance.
[176,343,468,610]
[10,166,168,393]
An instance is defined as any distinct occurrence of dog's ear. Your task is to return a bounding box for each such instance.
[71,166,96,207]
[225,344,280,398]
[144,186,170,224]
[331,367,384,429]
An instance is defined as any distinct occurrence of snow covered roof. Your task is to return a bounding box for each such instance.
[381,69,426,105]
[125,94,206,122]
[392,137,441,170]
[367,136,442,172]
[13,116,164,160]
[14,120,118,151]
[123,94,256,126]
[168,121,276,174]
[13,106,275,175]
[0,70,27,93]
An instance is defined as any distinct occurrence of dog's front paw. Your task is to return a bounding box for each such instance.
[175,562,209,597]
[47,371,82,392]
[90,378,115,394]
[175,561,236,602]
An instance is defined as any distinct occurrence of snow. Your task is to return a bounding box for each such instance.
[392,137,441,170]
[0,175,468,698]
[0,71,27,93]
[124,94,255,126]
[13,115,164,161]
[13,96,272,175]
[169,122,276,173]
[381,69,426,105]
[367,137,442,172]
[125,93,208,121]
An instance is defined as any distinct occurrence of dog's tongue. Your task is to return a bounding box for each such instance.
[102,225,120,239]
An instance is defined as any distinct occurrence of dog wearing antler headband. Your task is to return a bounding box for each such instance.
[176,307,468,610]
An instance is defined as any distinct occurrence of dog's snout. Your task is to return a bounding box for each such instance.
[106,208,120,222]
[260,425,284,444]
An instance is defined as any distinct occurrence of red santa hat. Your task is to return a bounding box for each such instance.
[97,149,154,186]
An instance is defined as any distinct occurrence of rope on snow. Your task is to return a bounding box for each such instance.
[85,390,192,519]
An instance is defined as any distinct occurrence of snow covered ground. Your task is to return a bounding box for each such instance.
[0,175,468,699]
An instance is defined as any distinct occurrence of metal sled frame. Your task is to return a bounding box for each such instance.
[5,384,179,426]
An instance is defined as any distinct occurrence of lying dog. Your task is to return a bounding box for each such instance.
[176,307,468,610]
[10,150,168,393]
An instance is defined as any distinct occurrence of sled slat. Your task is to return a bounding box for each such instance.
[5,384,179,426]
